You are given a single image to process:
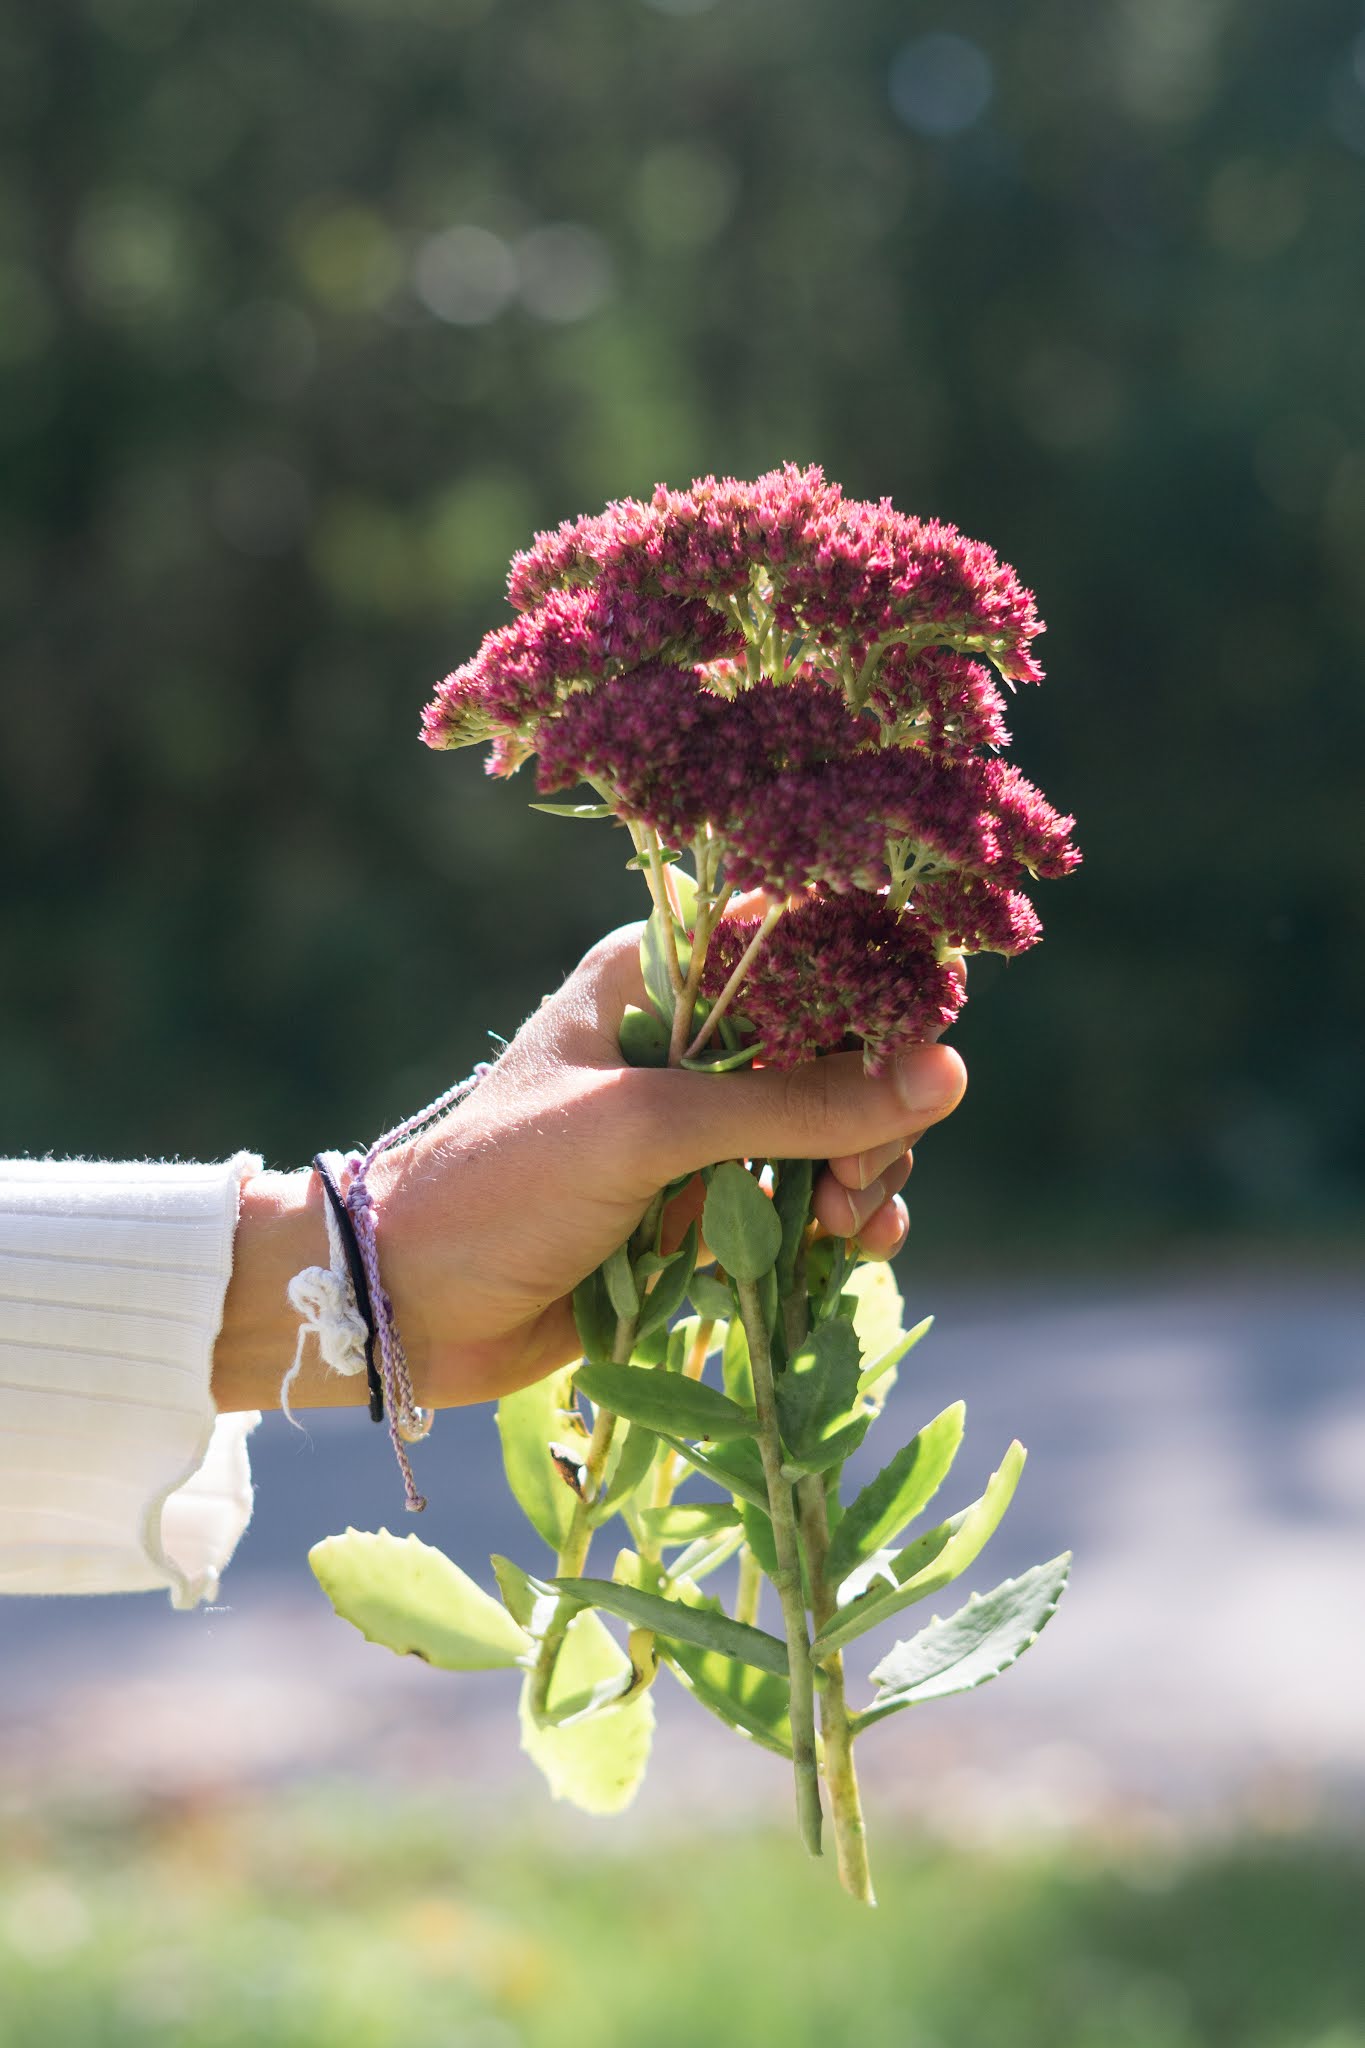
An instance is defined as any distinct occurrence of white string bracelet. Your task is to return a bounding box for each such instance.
[283,1066,489,1512]
[281,1147,369,1424]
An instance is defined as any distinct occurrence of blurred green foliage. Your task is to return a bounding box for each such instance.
[3,1792,1365,2047]
[2,0,1362,1258]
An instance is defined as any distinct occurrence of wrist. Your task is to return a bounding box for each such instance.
[214,1168,370,1413]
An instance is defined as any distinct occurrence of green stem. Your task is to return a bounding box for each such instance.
[736,1275,823,1858]
[735,1547,762,1627]
[797,1474,876,1906]
[527,1401,619,1722]
[529,1304,639,1723]
[686,902,783,1061]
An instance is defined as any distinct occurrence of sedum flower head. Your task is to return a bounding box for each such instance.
[425,466,1078,1064]
[700,894,965,1073]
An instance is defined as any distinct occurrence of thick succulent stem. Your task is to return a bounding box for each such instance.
[736,1275,823,1858]
[798,1474,876,1906]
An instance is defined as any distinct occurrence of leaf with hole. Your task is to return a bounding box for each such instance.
[495,1367,582,1555]
[555,1577,788,1675]
[856,1554,1071,1728]
[310,1529,532,1670]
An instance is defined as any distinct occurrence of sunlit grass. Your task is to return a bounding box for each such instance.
[2,1788,1363,2047]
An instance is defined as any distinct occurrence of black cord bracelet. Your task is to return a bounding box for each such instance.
[313,1153,385,1424]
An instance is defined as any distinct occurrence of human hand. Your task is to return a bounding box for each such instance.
[214,923,965,1413]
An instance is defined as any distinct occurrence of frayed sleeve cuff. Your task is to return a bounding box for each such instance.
[0,1153,264,1607]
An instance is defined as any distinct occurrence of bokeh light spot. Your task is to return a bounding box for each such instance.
[888,33,993,139]
[414,225,517,326]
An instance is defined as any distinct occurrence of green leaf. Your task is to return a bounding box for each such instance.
[626,845,682,869]
[669,1523,745,1584]
[575,1361,758,1440]
[490,1554,560,1637]
[824,1401,966,1591]
[639,1502,742,1546]
[843,1260,906,1367]
[640,906,681,1023]
[593,1419,659,1519]
[636,1220,699,1338]
[527,800,616,819]
[680,1044,760,1072]
[740,1498,779,1582]
[721,1313,754,1408]
[857,1554,1071,1728]
[309,1529,532,1670]
[518,1610,654,1814]
[663,1644,794,1758]
[772,1158,813,1295]
[688,1270,734,1321]
[657,1432,770,1509]
[703,1162,782,1282]
[602,1241,639,1322]
[782,1414,869,1476]
[555,1577,788,1675]
[811,1441,1027,1660]
[571,1268,616,1368]
[495,1367,582,1555]
[857,1315,935,1400]
[619,1003,671,1068]
[775,1318,862,1463]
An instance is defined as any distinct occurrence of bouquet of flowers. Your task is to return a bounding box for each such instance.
[311,466,1079,1903]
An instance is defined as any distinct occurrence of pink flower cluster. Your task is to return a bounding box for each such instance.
[424,467,1079,1070]
[702,895,966,1072]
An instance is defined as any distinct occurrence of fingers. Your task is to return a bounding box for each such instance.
[825,1138,913,1194]
[851,1192,909,1261]
[633,1042,966,1186]
[812,1153,911,1238]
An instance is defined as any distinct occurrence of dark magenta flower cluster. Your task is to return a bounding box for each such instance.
[423,466,1079,1069]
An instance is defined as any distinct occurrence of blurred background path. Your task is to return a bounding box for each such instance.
[5,1265,1361,1833]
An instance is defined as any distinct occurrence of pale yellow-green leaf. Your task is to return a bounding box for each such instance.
[309,1528,531,1670]
[518,1608,654,1815]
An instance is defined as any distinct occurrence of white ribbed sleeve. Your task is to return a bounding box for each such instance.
[0,1155,263,1607]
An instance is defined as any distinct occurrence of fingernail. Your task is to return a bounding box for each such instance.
[892,1051,960,1117]
[855,1140,906,1190]
[848,1179,887,1230]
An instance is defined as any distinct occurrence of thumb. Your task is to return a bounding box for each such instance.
[634,1042,968,1184]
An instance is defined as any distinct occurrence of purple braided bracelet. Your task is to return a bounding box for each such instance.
[343,1064,489,1512]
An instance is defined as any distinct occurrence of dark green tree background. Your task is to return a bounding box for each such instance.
[3,0,1362,1265]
